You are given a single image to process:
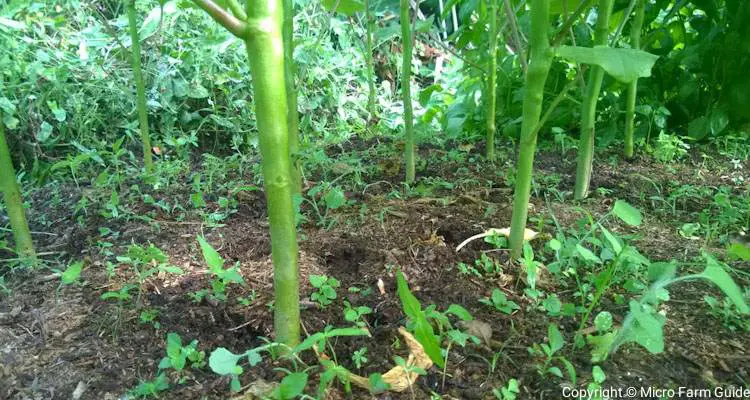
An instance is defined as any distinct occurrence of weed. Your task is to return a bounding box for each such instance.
[310,274,340,307]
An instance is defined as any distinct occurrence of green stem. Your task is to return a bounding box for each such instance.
[486,0,498,161]
[573,0,614,200]
[0,120,36,263]
[624,0,644,159]
[400,0,415,183]
[283,0,301,194]
[127,0,154,174]
[364,0,377,118]
[508,0,553,258]
[241,0,300,347]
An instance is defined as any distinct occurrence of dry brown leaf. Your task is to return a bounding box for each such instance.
[347,327,433,393]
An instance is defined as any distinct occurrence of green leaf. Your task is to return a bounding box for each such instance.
[166,333,185,370]
[209,347,243,376]
[594,311,613,332]
[599,226,622,254]
[37,121,53,143]
[309,274,327,288]
[576,244,601,264]
[698,254,750,314]
[323,187,346,209]
[592,366,606,384]
[277,372,308,399]
[728,242,750,261]
[612,200,642,226]
[560,358,577,385]
[621,301,665,354]
[555,46,659,83]
[647,261,677,283]
[587,332,617,363]
[368,373,391,394]
[321,0,365,15]
[197,236,224,270]
[396,271,444,368]
[445,304,473,321]
[547,324,564,354]
[549,0,588,14]
[60,261,83,285]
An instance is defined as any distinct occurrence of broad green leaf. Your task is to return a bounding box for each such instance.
[309,274,327,288]
[728,242,750,261]
[60,261,83,285]
[37,122,53,143]
[555,46,659,83]
[197,236,224,270]
[587,332,617,362]
[592,366,606,384]
[599,226,622,254]
[594,311,613,332]
[549,0,588,15]
[323,187,346,209]
[647,261,677,283]
[576,244,601,264]
[547,324,564,354]
[698,254,749,314]
[446,304,473,321]
[368,373,391,394]
[396,271,444,367]
[322,0,365,16]
[277,372,308,399]
[209,347,243,376]
[622,301,665,354]
[166,333,185,370]
[612,200,642,226]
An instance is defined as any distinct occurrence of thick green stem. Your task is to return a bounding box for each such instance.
[126,0,154,174]
[485,0,498,161]
[239,0,300,347]
[283,0,301,194]
[573,0,614,200]
[0,120,36,262]
[624,0,644,159]
[364,0,377,118]
[508,0,553,258]
[400,0,415,183]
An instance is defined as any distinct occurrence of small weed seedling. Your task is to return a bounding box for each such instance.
[128,373,169,398]
[492,378,520,400]
[352,347,369,369]
[528,324,577,384]
[343,301,372,327]
[310,274,340,307]
[480,289,520,314]
[192,236,245,303]
[158,332,206,375]
[114,243,184,305]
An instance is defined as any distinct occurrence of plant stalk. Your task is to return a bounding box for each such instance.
[508,0,553,258]
[126,0,154,174]
[400,0,415,183]
[0,120,36,263]
[241,0,301,347]
[573,0,614,200]
[486,0,498,161]
[283,0,302,194]
[624,0,644,159]
[364,0,377,118]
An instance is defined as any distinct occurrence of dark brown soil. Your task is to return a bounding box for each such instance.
[1,146,748,400]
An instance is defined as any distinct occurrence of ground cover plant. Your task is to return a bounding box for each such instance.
[1,0,749,399]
